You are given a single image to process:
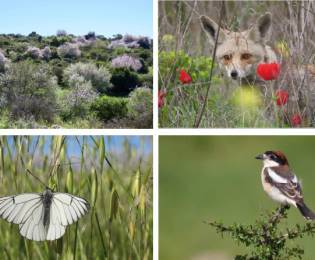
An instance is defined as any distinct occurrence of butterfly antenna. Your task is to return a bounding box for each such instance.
[25,169,47,188]
[48,137,66,178]
[105,156,121,177]
[105,156,115,171]
[19,156,46,188]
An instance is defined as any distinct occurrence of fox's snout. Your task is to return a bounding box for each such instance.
[221,60,254,80]
[227,67,250,80]
[219,52,257,80]
[230,70,238,79]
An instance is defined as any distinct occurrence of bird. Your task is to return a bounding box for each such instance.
[255,150,315,220]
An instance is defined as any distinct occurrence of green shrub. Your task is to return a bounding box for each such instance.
[50,36,72,47]
[110,67,140,94]
[127,88,153,128]
[56,88,71,119]
[91,95,128,120]
[0,61,57,121]
[50,60,66,86]
[138,72,153,89]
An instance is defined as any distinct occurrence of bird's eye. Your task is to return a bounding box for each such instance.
[270,154,276,160]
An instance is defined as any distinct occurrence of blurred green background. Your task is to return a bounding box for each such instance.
[159,136,315,260]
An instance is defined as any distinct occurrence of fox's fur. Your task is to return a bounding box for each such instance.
[200,13,315,125]
[200,12,277,83]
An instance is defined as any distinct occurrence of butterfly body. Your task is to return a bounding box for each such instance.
[0,188,89,241]
[42,189,53,228]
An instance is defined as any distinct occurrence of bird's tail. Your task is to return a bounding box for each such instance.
[296,201,315,220]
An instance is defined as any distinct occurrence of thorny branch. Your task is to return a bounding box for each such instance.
[206,205,315,259]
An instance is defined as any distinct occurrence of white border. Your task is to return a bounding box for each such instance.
[158,129,315,136]
[0,129,153,136]
[153,131,159,260]
[3,129,315,136]
[153,0,159,260]
[3,2,315,260]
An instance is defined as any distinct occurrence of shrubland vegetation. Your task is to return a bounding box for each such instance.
[0,32,153,128]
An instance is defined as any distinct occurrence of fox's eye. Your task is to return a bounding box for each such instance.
[223,54,232,61]
[241,53,252,60]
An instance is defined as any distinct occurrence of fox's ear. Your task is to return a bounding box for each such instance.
[200,15,226,44]
[249,12,272,42]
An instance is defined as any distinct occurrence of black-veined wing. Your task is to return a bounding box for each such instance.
[0,193,42,224]
[0,191,89,241]
[52,193,89,225]
[46,192,89,241]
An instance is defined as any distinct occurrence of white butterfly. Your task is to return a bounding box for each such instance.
[0,188,90,241]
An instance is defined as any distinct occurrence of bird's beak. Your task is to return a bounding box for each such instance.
[255,154,264,160]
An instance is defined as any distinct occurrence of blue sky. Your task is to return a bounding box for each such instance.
[0,0,152,37]
[6,136,152,158]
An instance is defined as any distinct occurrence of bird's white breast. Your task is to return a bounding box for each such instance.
[261,168,296,207]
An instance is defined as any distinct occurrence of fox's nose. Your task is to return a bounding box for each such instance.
[230,70,238,79]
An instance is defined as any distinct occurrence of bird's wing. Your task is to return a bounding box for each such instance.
[265,168,303,201]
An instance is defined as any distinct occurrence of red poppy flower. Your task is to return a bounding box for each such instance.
[256,63,280,80]
[179,69,192,84]
[275,89,289,106]
[291,114,302,126]
[158,90,167,108]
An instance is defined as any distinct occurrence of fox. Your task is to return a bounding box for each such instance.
[200,12,277,83]
[200,12,315,125]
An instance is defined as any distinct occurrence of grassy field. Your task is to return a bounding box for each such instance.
[0,136,152,260]
[159,136,315,260]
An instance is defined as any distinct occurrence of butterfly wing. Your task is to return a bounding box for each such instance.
[19,201,46,241]
[0,192,89,241]
[52,193,90,224]
[46,192,89,241]
[0,193,48,241]
[0,193,42,225]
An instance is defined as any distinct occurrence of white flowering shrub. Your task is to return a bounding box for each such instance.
[26,46,42,59]
[0,52,7,72]
[109,34,152,49]
[72,36,95,47]
[64,62,111,93]
[41,46,52,60]
[111,55,143,72]
[57,43,81,58]
[60,74,98,118]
